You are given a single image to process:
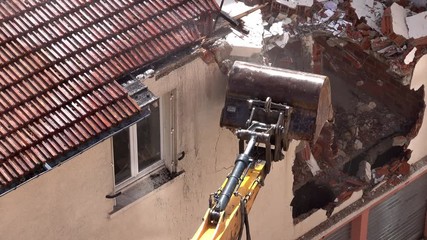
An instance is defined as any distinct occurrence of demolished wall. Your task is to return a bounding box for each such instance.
[219,0,427,226]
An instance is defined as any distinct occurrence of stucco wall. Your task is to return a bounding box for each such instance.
[0,58,351,240]
[0,139,114,240]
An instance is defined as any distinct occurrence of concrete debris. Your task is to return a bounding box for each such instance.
[226,10,264,57]
[357,160,372,182]
[269,21,285,36]
[275,32,290,48]
[337,149,347,158]
[392,136,408,146]
[307,154,321,176]
[350,126,359,137]
[354,139,364,150]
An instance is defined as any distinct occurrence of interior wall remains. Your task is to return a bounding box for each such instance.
[409,55,427,164]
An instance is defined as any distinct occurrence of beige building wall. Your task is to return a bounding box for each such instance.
[0,58,365,240]
[0,139,115,240]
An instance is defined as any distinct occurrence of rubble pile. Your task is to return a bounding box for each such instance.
[264,0,427,84]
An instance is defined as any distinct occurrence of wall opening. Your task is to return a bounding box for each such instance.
[262,35,425,222]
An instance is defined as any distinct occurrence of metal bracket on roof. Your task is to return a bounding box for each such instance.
[43,163,52,170]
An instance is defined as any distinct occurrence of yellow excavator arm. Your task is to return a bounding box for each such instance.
[192,61,332,240]
[193,160,266,239]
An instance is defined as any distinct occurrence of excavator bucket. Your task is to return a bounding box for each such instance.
[220,61,333,144]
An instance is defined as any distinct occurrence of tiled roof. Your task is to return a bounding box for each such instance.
[0,0,218,192]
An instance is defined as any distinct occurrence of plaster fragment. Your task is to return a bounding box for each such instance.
[275,32,290,48]
[406,11,427,39]
[269,21,285,36]
[390,3,409,39]
[354,139,363,150]
[351,0,385,31]
[404,47,417,64]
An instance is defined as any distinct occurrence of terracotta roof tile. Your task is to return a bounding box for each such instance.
[0,0,218,192]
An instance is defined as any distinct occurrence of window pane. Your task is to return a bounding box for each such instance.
[137,102,161,171]
[113,128,131,184]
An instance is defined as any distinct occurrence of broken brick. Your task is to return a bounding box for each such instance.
[356,22,371,31]
[200,48,215,64]
[387,176,402,186]
[389,161,401,173]
[397,161,410,175]
[371,37,393,51]
[360,37,371,50]
[345,178,364,187]
[381,3,409,46]
[375,166,390,177]
[337,190,353,202]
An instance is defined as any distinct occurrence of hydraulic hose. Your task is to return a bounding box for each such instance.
[211,137,256,222]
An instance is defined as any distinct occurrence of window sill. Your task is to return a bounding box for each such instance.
[108,168,184,218]
[114,160,165,192]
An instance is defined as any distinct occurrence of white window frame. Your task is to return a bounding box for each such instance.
[161,89,177,173]
[113,90,176,192]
